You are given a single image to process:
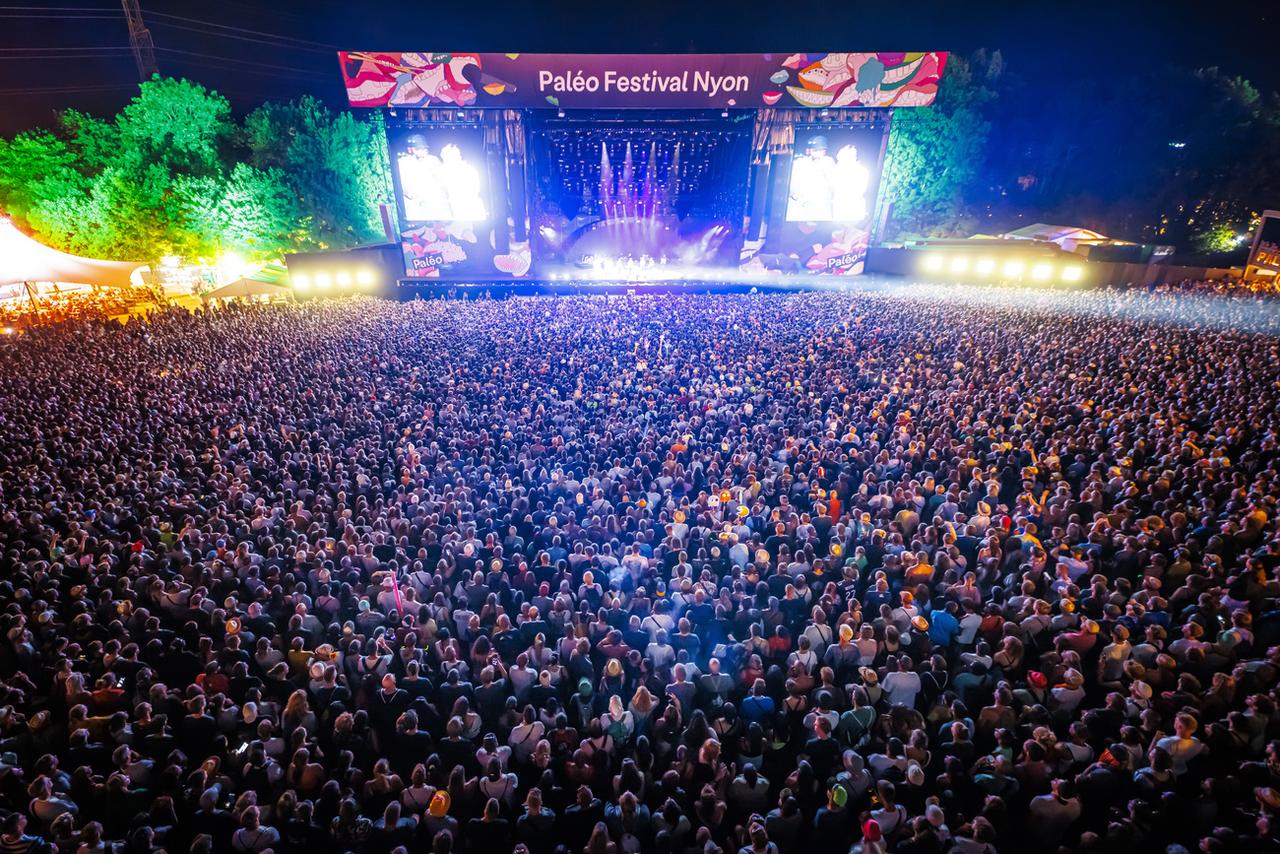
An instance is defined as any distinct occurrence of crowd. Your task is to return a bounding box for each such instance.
[0,290,152,330]
[0,288,1279,854]
[1150,278,1277,296]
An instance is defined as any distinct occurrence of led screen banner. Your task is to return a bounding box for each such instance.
[387,125,530,279]
[340,52,947,111]
[1250,211,1280,274]
[528,118,752,277]
[744,126,886,276]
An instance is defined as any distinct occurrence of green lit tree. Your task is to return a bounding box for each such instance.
[880,50,1002,239]
[118,76,232,174]
[244,96,391,249]
[0,77,390,263]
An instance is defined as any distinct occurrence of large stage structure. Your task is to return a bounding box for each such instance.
[336,52,949,286]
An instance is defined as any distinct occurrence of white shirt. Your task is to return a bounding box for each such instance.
[1155,735,1206,776]
[957,612,983,646]
[882,671,922,708]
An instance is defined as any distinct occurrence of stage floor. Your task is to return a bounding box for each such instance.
[391,273,894,298]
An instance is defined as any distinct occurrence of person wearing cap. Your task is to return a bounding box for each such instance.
[811,782,850,852]
[852,818,886,854]
[422,790,459,842]
[923,803,950,843]
[1051,668,1087,719]
[906,615,932,658]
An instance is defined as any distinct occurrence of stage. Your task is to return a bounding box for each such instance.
[324,51,950,292]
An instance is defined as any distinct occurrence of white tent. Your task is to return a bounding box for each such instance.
[0,217,145,288]
[1000,223,1128,254]
[204,278,292,301]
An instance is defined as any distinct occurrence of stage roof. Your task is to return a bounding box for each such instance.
[0,218,145,288]
[338,52,947,111]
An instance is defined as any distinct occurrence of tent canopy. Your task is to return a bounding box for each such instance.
[1002,223,1109,242]
[0,217,145,288]
[204,278,292,300]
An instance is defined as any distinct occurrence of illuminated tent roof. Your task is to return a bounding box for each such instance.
[0,217,145,288]
[204,278,291,300]
[1001,223,1125,251]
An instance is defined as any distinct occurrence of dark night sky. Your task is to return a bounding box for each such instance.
[0,0,1275,136]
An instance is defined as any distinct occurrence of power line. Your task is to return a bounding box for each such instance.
[0,3,333,37]
[144,11,340,50]
[170,61,331,82]
[0,51,133,60]
[0,46,132,52]
[0,83,136,95]
[154,47,330,78]
[0,13,118,18]
[0,7,338,53]
[146,20,336,54]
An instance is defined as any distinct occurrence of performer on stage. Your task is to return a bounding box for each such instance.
[787,135,837,221]
[398,134,451,221]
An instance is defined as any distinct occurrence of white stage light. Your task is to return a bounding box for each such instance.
[1031,263,1052,281]
[1061,265,1083,282]
[356,270,375,286]
[316,273,332,289]
[1002,260,1025,277]
[292,274,310,289]
[336,271,352,286]
[949,256,969,273]
[974,257,996,275]
[923,255,944,272]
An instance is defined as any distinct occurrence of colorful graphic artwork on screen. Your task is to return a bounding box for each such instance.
[339,52,947,110]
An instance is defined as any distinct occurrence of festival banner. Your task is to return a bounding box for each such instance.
[338,52,948,111]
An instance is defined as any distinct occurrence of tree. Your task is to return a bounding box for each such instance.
[880,50,1001,239]
[1191,221,1249,255]
[245,96,391,249]
[0,131,75,224]
[0,77,389,263]
[176,163,305,258]
[118,76,232,174]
